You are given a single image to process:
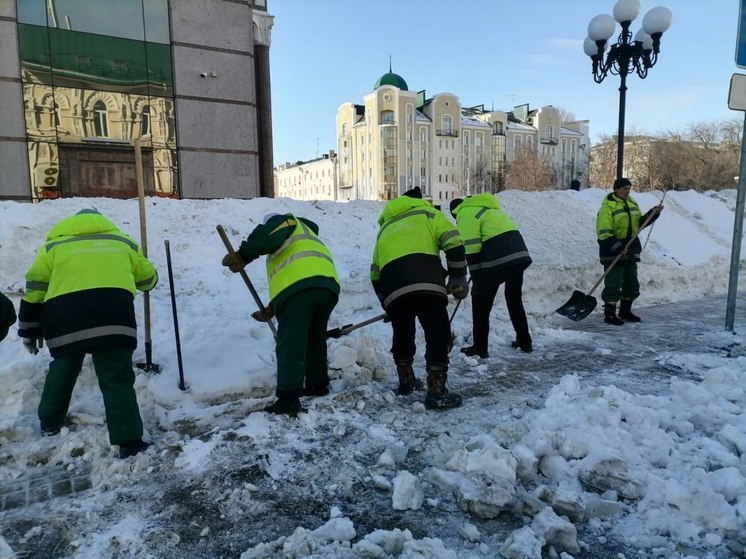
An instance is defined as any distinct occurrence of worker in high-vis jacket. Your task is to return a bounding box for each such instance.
[596,177,663,325]
[450,194,533,357]
[222,213,340,415]
[18,209,158,459]
[371,187,468,410]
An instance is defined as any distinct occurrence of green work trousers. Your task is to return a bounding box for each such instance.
[274,288,338,396]
[601,261,640,304]
[38,347,143,445]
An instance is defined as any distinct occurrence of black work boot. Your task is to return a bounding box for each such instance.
[265,390,304,415]
[511,340,533,353]
[604,303,624,326]
[395,360,423,395]
[424,364,463,410]
[460,345,489,358]
[118,439,151,459]
[618,299,641,322]
[264,398,303,415]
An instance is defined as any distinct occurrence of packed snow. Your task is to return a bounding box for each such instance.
[0,188,745,559]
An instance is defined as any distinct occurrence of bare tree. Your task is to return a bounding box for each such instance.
[557,107,576,124]
[505,146,554,191]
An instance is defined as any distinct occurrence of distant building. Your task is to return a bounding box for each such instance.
[275,151,338,201]
[275,69,590,203]
[0,0,274,201]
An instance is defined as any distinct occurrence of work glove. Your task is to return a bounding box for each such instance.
[251,305,275,323]
[221,252,247,273]
[22,337,43,355]
[447,275,469,300]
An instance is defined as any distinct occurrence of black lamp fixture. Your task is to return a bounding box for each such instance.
[583,0,672,180]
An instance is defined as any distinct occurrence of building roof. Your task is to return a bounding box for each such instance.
[374,71,408,91]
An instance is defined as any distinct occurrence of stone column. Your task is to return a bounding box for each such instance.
[253,10,274,198]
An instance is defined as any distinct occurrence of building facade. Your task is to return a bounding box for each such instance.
[276,70,590,204]
[0,0,274,201]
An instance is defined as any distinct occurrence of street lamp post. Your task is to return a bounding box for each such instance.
[584,0,672,180]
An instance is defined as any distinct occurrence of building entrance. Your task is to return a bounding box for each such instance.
[59,145,154,199]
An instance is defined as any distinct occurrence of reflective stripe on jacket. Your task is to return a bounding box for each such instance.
[453,193,531,276]
[266,219,339,301]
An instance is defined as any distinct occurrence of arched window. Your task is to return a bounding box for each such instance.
[380,110,394,124]
[493,121,503,135]
[141,105,151,137]
[93,100,108,137]
[441,114,452,133]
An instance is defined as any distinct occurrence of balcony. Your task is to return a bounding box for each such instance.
[436,129,459,137]
[540,137,558,145]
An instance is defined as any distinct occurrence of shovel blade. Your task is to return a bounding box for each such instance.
[556,290,597,322]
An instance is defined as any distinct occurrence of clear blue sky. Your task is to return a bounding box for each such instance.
[269,0,742,165]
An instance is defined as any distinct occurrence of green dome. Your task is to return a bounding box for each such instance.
[374,72,408,91]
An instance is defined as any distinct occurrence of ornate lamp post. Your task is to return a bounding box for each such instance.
[583,0,672,180]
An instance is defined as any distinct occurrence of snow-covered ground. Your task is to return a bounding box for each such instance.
[0,188,744,559]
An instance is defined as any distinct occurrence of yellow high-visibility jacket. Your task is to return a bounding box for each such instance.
[19,210,157,356]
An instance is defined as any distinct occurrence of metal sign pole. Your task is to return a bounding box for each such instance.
[725,110,746,331]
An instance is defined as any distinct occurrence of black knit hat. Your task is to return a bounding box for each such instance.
[449,198,464,217]
[402,187,422,199]
[613,177,632,190]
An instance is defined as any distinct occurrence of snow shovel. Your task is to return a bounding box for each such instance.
[556,207,661,322]
[326,312,387,338]
[216,224,278,338]
[164,240,187,391]
[134,136,159,373]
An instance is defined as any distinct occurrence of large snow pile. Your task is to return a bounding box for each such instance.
[0,188,744,559]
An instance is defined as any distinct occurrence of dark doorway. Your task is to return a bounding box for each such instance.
[59,144,155,198]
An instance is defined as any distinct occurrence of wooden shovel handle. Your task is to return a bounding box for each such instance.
[216,225,277,338]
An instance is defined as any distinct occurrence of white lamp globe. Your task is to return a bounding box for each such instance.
[613,0,640,23]
[634,29,654,49]
[588,14,617,42]
[583,36,601,57]
[642,6,673,35]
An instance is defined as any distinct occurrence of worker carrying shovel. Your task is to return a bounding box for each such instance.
[597,177,663,325]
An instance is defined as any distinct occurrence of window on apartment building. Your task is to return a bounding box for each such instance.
[493,121,504,135]
[140,106,151,137]
[545,125,554,141]
[342,123,347,136]
[571,139,577,152]
[421,166,426,176]
[380,110,394,124]
[421,149,426,159]
[562,138,567,153]
[463,132,469,145]
[476,133,483,147]
[92,100,109,137]
[420,129,427,142]
[442,114,452,132]
[514,135,522,148]
[527,136,534,151]
[451,157,455,165]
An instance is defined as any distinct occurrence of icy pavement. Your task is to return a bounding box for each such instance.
[1,295,745,559]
